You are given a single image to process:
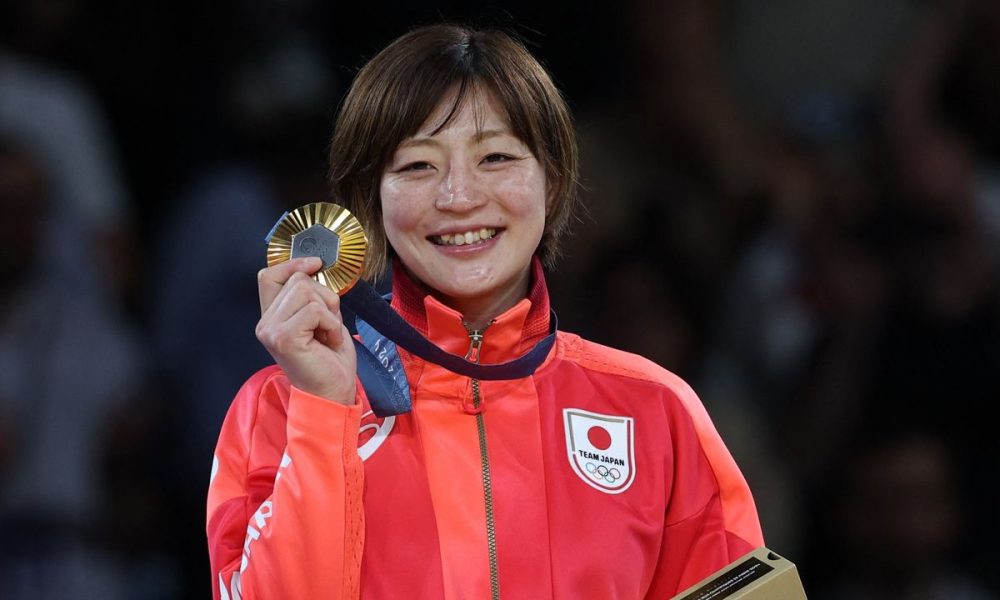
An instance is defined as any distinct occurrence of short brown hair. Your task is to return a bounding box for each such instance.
[328,24,579,278]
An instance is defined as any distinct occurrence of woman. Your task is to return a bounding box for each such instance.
[207,24,763,599]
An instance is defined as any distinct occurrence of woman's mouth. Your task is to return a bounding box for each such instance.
[429,228,499,246]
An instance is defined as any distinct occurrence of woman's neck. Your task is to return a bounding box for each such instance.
[444,275,529,331]
[399,263,532,331]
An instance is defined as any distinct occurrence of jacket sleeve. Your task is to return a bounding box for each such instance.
[206,368,365,599]
[645,375,765,597]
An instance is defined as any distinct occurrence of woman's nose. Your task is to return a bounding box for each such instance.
[435,166,486,212]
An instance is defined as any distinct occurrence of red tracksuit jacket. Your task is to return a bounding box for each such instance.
[207,263,764,599]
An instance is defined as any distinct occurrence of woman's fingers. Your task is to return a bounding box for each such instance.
[262,272,339,326]
[257,271,349,353]
[319,320,347,349]
[270,300,343,354]
[258,257,323,313]
[254,257,357,405]
[310,277,342,313]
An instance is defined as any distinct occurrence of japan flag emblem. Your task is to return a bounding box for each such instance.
[563,408,636,494]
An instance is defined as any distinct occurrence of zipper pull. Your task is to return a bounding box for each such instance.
[465,329,485,363]
[462,387,486,415]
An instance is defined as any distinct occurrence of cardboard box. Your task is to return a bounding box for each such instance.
[671,547,807,600]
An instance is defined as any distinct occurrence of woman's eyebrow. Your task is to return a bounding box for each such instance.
[473,129,512,143]
[398,128,513,150]
[397,137,442,150]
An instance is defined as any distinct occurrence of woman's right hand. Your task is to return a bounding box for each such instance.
[255,257,357,405]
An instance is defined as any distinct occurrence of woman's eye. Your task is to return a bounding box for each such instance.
[400,161,433,172]
[482,153,514,164]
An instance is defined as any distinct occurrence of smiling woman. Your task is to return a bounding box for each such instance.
[328,25,578,280]
[380,88,547,329]
[206,23,764,600]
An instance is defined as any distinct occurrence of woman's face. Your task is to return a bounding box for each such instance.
[380,89,547,316]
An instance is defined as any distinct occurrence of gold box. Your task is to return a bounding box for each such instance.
[671,547,807,599]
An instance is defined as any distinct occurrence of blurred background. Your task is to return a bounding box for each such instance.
[1,0,998,598]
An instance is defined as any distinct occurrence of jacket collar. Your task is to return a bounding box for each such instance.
[389,257,551,365]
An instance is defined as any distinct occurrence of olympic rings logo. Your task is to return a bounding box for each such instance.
[585,462,622,484]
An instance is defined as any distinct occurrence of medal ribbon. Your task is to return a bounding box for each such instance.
[343,280,557,416]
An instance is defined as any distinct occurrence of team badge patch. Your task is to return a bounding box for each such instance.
[563,408,635,494]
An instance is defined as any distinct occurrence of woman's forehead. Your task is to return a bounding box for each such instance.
[412,85,512,140]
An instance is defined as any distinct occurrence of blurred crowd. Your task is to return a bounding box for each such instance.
[1,0,998,598]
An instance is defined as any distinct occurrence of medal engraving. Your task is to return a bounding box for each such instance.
[291,224,341,270]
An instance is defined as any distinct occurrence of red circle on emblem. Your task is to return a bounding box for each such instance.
[587,426,612,450]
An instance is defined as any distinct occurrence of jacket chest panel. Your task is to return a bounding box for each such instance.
[355,369,672,598]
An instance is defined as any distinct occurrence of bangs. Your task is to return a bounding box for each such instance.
[374,39,532,167]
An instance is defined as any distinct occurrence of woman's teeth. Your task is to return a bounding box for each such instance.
[433,228,497,246]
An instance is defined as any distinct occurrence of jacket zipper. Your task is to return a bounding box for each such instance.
[465,322,500,600]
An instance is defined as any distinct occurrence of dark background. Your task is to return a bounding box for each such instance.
[1,0,999,598]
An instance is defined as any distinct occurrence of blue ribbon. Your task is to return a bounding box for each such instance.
[353,304,412,417]
[343,280,557,417]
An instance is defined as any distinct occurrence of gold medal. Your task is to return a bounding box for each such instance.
[266,202,368,294]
